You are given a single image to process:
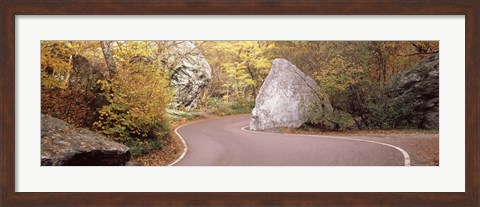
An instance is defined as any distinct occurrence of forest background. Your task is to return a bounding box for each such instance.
[41,41,439,161]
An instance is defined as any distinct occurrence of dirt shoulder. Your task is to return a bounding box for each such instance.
[131,120,188,166]
[339,134,439,166]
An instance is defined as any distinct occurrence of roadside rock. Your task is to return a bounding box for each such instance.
[388,53,439,129]
[163,41,212,110]
[68,54,104,92]
[41,114,131,166]
[249,58,332,130]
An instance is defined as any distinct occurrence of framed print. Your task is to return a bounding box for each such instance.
[1,0,479,206]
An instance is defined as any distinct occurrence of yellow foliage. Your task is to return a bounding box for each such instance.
[94,41,172,142]
[41,41,74,88]
[41,41,104,89]
[201,41,275,102]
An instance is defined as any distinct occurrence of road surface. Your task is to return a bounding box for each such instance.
[174,114,409,166]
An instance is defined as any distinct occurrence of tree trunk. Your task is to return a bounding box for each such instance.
[100,41,117,77]
[66,55,73,88]
[246,65,259,100]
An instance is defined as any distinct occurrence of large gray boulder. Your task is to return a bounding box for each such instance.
[388,53,439,130]
[41,114,131,166]
[249,59,332,130]
[163,41,212,110]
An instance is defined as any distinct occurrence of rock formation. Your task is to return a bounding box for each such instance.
[68,54,104,92]
[163,41,212,110]
[249,58,332,131]
[388,53,439,129]
[41,114,131,166]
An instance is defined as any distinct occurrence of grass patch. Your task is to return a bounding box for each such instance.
[211,101,254,116]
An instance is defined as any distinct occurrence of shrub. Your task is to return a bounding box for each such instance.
[207,97,254,115]
[305,103,357,131]
[94,61,172,149]
[126,137,163,157]
[361,90,419,130]
[41,87,107,128]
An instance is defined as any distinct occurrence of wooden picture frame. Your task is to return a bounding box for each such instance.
[1,0,479,206]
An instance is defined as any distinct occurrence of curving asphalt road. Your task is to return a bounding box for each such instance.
[173,114,409,166]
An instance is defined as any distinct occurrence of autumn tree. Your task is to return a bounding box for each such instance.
[274,41,438,130]
[41,41,105,90]
[41,41,173,156]
[93,41,172,156]
[200,41,274,102]
[100,41,117,77]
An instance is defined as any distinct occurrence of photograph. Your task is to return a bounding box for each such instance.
[40,40,439,166]
[3,0,477,205]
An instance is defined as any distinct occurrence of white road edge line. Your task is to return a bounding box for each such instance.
[167,123,190,166]
[241,126,411,166]
[168,114,248,166]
